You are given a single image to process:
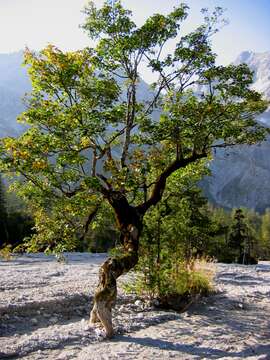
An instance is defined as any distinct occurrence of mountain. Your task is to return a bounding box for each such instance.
[203,52,270,212]
[0,51,30,136]
[235,51,270,125]
[0,50,270,211]
[0,51,158,135]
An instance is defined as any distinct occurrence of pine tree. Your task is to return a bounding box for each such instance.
[260,209,270,260]
[228,209,257,264]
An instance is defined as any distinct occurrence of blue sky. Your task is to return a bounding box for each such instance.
[0,0,269,81]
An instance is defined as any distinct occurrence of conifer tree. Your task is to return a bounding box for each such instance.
[260,209,270,259]
[228,209,257,264]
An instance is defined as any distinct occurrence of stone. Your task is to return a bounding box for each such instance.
[134,300,143,307]
[49,316,58,324]
[31,318,38,325]
[118,305,125,312]
[152,299,160,307]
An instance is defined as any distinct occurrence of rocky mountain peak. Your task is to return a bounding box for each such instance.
[236,51,270,122]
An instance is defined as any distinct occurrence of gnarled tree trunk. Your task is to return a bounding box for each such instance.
[89,192,142,338]
[89,153,207,337]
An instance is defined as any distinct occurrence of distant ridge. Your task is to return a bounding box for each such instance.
[202,51,270,212]
[0,51,30,136]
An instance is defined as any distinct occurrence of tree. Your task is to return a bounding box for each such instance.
[260,209,270,259]
[0,1,268,337]
[206,205,231,262]
[228,208,257,264]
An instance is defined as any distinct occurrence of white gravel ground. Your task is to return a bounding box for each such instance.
[0,253,269,359]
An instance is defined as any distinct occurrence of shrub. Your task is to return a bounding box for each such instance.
[125,257,215,311]
[0,244,12,260]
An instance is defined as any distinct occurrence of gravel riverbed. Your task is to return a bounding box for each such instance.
[0,253,269,359]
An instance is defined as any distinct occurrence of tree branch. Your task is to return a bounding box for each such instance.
[121,81,137,168]
[79,204,100,243]
[136,152,207,214]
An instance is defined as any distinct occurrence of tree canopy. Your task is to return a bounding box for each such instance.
[0,2,267,220]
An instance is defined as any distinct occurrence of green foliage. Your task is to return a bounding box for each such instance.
[129,256,214,307]
[18,192,103,253]
[204,205,231,262]
[259,209,270,259]
[86,203,119,252]
[6,211,34,250]
[131,166,215,302]
[0,1,268,252]
[0,177,34,250]
[0,244,12,260]
[226,208,257,263]
[168,260,213,298]
[204,206,267,263]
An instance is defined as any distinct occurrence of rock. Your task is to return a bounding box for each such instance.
[55,253,68,264]
[118,305,125,312]
[134,300,143,308]
[57,350,76,359]
[49,316,58,324]
[94,328,105,337]
[152,299,160,307]
[80,318,90,330]
[31,318,38,325]
[182,312,191,318]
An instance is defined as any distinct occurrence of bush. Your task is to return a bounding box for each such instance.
[125,257,215,311]
[0,244,12,260]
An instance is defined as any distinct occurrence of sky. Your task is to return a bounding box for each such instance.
[0,0,269,82]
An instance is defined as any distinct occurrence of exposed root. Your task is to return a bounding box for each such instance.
[89,258,117,338]
[89,303,100,324]
[96,301,114,338]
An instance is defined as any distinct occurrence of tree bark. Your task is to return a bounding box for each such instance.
[89,192,142,338]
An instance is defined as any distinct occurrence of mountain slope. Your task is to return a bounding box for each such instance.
[203,51,270,212]
[0,51,30,136]
[235,51,270,125]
